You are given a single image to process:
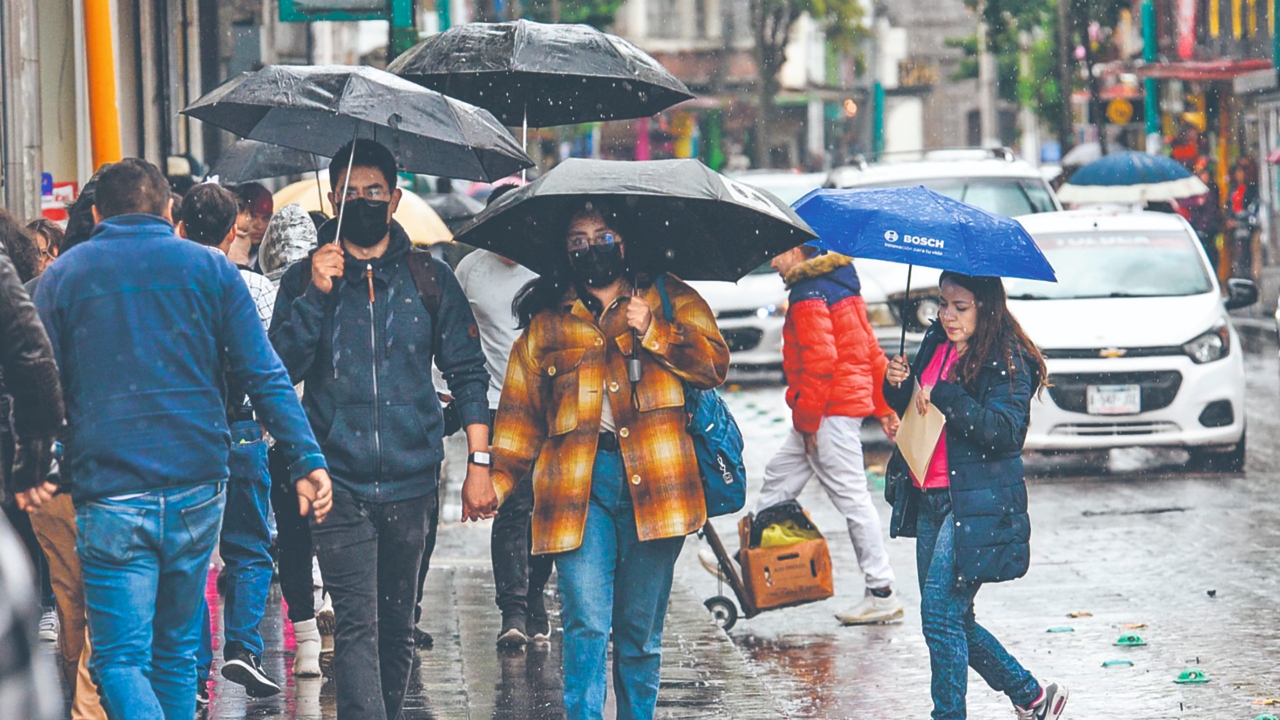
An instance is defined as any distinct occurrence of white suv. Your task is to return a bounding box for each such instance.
[825,149,1063,357]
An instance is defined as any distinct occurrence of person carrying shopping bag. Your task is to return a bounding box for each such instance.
[469,199,730,720]
[883,271,1068,720]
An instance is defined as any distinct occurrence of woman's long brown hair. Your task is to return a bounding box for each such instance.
[939,271,1048,395]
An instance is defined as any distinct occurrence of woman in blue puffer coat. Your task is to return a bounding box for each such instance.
[883,271,1068,720]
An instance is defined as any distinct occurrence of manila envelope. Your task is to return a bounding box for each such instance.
[895,381,946,482]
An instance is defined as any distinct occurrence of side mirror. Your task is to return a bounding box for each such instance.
[1224,278,1259,310]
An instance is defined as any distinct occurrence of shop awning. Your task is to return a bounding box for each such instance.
[1135,58,1272,81]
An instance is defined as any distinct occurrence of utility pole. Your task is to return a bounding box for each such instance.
[0,0,44,220]
[1019,30,1040,165]
[1056,0,1074,154]
[1142,0,1161,153]
[976,0,999,147]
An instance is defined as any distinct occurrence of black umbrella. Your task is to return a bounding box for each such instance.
[386,20,694,129]
[452,158,815,282]
[210,139,329,183]
[424,192,487,232]
[182,65,533,183]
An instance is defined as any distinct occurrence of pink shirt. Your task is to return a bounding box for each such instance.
[912,343,958,489]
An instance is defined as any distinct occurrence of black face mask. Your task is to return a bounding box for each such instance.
[340,198,391,248]
[569,243,626,287]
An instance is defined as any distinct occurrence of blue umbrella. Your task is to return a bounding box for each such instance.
[1057,151,1209,204]
[793,185,1056,354]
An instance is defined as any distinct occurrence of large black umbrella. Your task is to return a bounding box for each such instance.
[182,65,533,183]
[453,158,816,282]
[386,20,694,129]
[210,139,329,183]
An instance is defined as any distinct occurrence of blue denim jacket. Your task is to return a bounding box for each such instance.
[35,214,326,504]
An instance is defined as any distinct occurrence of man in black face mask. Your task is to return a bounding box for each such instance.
[269,139,491,720]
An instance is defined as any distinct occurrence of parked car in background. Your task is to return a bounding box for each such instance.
[826,148,1063,356]
[689,171,826,372]
[1010,210,1256,471]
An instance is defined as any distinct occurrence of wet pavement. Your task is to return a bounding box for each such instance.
[141,332,1280,718]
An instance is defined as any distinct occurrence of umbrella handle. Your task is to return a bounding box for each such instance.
[898,264,913,358]
[332,125,359,245]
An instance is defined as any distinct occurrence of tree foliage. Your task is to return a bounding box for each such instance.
[751,0,866,166]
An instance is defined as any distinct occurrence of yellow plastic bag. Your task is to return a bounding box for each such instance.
[759,519,822,548]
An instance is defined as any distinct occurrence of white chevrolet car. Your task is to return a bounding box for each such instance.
[1010,210,1257,471]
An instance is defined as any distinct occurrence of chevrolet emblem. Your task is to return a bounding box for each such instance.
[1099,347,1127,358]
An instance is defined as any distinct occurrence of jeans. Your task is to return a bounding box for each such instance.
[412,485,440,627]
[78,482,225,720]
[270,443,316,623]
[756,416,895,589]
[555,447,684,720]
[491,469,554,620]
[197,421,273,681]
[916,491,1040,719]
[312,486,436,720]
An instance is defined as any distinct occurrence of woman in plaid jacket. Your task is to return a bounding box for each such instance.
[479,200,729,720]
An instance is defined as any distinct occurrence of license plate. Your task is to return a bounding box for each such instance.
[1086,384,1141,415]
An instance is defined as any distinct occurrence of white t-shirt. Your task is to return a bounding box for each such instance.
[454,249,538,409]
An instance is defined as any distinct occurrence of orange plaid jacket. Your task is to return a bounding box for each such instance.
[491,274,730,555]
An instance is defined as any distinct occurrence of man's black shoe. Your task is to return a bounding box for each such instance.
[527,592,551,643]
[497,614,527,649]
[414,626,434,650]
[221,643,282,698]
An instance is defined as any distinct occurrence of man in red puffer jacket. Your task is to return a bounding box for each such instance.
[752,244,904,625]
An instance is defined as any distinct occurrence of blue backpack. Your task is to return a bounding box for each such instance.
[654,276,747,518]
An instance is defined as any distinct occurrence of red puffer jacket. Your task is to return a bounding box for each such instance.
[781,253,891,433]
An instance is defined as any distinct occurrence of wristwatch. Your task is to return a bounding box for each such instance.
[468,451,492,467]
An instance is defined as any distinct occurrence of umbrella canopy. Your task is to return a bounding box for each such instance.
[211,139,329,183]
[453,158,814,281]
[387,19,694,127]
[1058,152,1209,204]
[273,177,453,246]
[182,65,533,182]
[793,186,1057,282]
[425,192,486,232]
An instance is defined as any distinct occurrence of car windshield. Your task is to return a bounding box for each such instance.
[857,177,1057,216]
[1005,229,1214,300]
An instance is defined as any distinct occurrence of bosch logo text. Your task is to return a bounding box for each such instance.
[886,231,945,249]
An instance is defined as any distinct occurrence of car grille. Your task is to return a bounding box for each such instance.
[1050,422,1182,437]
[1047,371,1183,414]
[723,328,763,352]
[1042,346,1185,360]
[717,309,758,320]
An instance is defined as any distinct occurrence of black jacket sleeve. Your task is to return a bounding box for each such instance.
[0,249,63,494]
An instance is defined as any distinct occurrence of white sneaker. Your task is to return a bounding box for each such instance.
[834,588,904,625]
[317,593,335,677]
[292,618,322,677]
[39,608,57,642]
[1014,682,1069,720]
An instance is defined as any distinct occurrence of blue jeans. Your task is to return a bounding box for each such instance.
[555,447,685,720]
[78,482,226,720]
[198,421,272,680]
[916,491,1040,719]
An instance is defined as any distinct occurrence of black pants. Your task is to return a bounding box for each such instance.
[1,501,53,608]
[312,486,436,720]
[490,474,553,620]
[269,444,315,623]
[412,485,440,626]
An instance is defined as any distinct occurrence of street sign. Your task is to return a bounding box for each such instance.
[1107,98,1135,126]
[280,0,412,23]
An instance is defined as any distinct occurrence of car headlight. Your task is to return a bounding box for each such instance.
[755,301,788,318]
[865,302,897,328]
[1183,323,1231,364]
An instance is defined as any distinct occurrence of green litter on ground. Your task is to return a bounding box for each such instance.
[1114,634,1147,646]
[1174,669,1209,684]
[1046,626,1074,633]
[1102,660,1133,668]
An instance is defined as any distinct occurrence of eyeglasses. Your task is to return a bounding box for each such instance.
[342,186,389,202]
[566,231,619,254]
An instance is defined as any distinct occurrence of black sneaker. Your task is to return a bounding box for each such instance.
[414,626,434,650]
[196,681,209,710]
[526,594,551,644]
[221,643,282,698]
[1015,681,1069,720]
[496,614,527,649]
